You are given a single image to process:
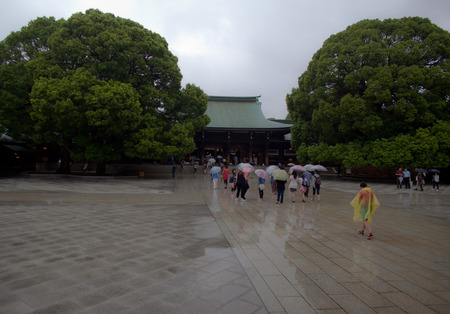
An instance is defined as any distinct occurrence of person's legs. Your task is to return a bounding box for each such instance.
[311,187,316,201]
[242,187,247,200]
[277,188,281,203]
[280,188,284,203]
[316,185,321,202]
[364,221,373,239]
[236,185,241,199]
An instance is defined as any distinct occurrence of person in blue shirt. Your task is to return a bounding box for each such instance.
[403,168,411,189]
[212,172,219,189]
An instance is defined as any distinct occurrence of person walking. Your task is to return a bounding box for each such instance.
[258,176,266,200]
[287,171,299,202]
[432,172,440,191]
[212,171,219,189]
[222,165,230,189]
[302,171,312,197]
[230,169,237,197]
[276,179,286,204]
[235,170,248,201]
[395,167,403,188]
[311,170,321,202]
[351,181,380,240]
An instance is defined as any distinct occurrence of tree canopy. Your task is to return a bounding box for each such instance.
[287,17,450,169]
[0,9,209,173]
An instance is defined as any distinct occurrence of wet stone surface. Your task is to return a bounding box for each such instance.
[0,173,449,313]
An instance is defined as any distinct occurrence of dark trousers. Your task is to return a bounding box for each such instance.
[277,188,285,203]
[404,178,411,189]
[259,189,264,199]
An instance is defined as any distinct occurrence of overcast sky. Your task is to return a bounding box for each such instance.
[1,0,449,119]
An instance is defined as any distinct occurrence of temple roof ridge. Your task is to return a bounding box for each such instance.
[205,95,291,130]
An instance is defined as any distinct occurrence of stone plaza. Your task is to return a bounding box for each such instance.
[0,171,449,313]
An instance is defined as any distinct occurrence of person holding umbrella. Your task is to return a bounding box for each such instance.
[255,169,268,200]
[273,167,289,204]
[235,170,249,202]
[311,170,321,202]
[210,166,221,189]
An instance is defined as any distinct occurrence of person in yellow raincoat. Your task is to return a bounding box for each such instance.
[350,181,380,240]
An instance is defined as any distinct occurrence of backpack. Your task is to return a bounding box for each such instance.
[315,175,321,185]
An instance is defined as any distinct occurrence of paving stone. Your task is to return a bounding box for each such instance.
[0,174,449,313]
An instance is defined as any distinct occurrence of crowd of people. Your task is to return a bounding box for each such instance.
[206,163,323,205]
[395,168,440,191]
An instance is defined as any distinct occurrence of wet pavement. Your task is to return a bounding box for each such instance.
[0,172,449,313]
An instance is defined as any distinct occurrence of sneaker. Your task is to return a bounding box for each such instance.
[358,230,364,235]
[367,233,374,240]
[276,201,279,204]
[235,198,239,201]
[241,198,246,202]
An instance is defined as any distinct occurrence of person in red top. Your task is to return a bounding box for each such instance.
[395,167,403,188]
[222,165,230,189]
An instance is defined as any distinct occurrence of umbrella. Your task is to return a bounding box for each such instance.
[266,165,279,175]
[238,163,253,171]
[209,166,221,174]
[208,158,216,164]
[290,165,306,173]
[272,169,289,180]
[428,169,440,173]
[255,169,269,180]
[287,162,295,166]
[243,167,254,174]
[415,168,427,173]
[304,164,314,171]
[312,164,327,172]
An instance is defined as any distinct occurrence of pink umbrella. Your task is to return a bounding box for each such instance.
[290,165,306,173]
[243,167,253,174]
[255,169,269,179]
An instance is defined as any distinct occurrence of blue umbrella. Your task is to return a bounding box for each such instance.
[428,169,440,173]
[209,166,221,174]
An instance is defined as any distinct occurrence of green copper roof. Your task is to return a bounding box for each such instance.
[206,96,291,130]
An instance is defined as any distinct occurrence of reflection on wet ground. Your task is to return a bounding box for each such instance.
[0,173,449,313]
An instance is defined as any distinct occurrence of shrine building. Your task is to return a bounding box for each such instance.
[194,96,294,166]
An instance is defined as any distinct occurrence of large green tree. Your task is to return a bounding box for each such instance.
[0,9,209,173]
[287,17,450,169]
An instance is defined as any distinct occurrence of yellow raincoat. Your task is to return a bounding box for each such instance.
[350,188,380,224]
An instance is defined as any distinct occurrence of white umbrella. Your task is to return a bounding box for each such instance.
[312,164,327,172]
[238,163,253,171]
[266,165,278,175]
[208,158,216,164]
[304,164,315,171]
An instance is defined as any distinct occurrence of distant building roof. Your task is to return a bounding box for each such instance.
[206,96,291,131]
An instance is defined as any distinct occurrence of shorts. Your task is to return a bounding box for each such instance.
[290,188,296,192]
[361,205,370,221]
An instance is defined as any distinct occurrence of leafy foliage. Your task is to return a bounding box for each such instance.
[287,17,450,168]
[0,10,209,172]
